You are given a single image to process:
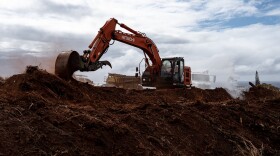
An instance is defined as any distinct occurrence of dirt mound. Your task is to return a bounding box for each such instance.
[244,86,280,100]
[0,67,279,155]
[184,87,232,102]
[3,66,84,100]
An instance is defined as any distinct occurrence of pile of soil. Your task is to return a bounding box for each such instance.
[0,67,279,155]
[244,85,280,101]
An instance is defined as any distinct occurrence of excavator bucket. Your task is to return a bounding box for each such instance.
[55,51,81,80]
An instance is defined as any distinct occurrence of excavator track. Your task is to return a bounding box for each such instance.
[55,51,81,80]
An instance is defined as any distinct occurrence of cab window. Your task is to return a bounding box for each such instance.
[161,60,172,77]
[173,60,184,83]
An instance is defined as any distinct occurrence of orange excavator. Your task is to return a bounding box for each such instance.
[55,18,191,88]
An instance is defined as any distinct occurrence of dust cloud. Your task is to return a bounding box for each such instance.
[0,43,65,78]
[204,55,246,98]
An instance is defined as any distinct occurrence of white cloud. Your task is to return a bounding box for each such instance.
[0,0,37,10]
[276,64,280,71]
[203,0,258,18]
[266,9,280,16]
[0,0,279,83]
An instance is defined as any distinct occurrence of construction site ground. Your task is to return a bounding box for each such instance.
[0,67,279,155]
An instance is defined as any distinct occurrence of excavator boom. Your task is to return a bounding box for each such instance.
[87,18,161,72]
[55,18,191,88]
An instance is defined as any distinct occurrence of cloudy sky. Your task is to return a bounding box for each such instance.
[0,0,279,84]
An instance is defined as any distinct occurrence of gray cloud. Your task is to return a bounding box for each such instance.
[38,0,92,18]
[1,0,92,19]
[0,24,92,51]
[0,0,279,83]
[151,34,190,44]
[1,25,54,43]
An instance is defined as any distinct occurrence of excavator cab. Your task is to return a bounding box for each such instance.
[142,57,191,89]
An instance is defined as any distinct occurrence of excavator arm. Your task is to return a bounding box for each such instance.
[86,18,161,72]
[55,18,161,79]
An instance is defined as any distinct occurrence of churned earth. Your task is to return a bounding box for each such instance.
[0,67,279,155]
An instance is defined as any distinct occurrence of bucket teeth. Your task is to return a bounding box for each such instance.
[100,60,112,68]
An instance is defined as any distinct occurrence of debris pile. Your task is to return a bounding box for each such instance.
[244,85,280,100]
[0,67,279,155]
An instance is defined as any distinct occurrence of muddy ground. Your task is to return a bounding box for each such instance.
[0,67,279,155]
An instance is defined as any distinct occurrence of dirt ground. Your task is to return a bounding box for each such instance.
[0,67,279,155]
